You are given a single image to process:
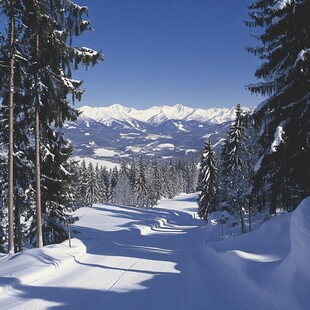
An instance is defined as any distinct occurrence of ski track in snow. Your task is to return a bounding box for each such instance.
[0,194,309,309]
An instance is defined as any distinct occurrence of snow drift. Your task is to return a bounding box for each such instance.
[0,194,309,309]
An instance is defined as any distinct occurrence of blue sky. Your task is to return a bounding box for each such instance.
[75,0,263,109]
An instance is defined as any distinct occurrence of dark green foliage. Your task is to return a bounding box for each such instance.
[198,139,218,220]
[246,0,310,213]
[0,0,102,251]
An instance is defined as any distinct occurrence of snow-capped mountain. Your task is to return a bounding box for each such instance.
[79,104,237,126]
[62,104,244,161]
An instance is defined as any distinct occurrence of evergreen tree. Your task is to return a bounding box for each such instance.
[77,159,88,204]
[0,0,37,252]
[246,0,310,213]
[113,162,135,206]
[151,157,162,203]
[134,155,149,208]
[198,139,218,220]
[162,159,177,199]
[85,163,100,207]
[100,166,111,203]
[220,104,247,233]
[0,0,102,250]
[110,167,119,203]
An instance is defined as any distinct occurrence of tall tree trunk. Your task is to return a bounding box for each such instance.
[8,3,15,255]
[35,33,43,248]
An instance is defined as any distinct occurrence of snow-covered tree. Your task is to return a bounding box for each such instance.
[198,139,218,220]
[134,155,149,208]
[0,0,102,251]
[113,162,135,206]
[150,157,162,204]
[85,163,100,207]
[220,104,248,233]
[110,167,119,203]
[100,166,111,203]
[246,0,310,213]
[162,159,178,199]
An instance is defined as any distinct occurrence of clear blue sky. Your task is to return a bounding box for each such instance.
[74,0,263,109]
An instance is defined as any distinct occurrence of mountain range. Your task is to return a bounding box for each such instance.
[62,104,243,162]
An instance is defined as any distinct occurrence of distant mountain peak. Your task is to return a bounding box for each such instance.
[79,104,241,126]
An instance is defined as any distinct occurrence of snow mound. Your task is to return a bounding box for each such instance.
[205,196,310,310]
[0,239,86,296]
[285,196,310,274]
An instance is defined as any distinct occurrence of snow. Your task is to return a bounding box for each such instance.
[73,156,120,169]
[79,104,242,127]
[270,124,285,152]
[173,122,188,132]
[93,148,120,157]
[155,143,175,150]
[294,48,310,68]
[269,0,292,11]
[185,149,198,154]
[0,194,309,309]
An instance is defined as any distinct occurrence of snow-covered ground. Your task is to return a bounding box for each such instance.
[0,194,309,309]
[73,156,120,169]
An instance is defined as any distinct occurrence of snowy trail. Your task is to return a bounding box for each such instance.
[1,194,218,310]
[0,194,247,309]
[2,193,306,309]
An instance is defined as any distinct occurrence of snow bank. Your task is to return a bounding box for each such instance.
[0,239,86,296]
[205,197,310,310]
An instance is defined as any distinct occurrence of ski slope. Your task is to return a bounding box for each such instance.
[0,194,309,309]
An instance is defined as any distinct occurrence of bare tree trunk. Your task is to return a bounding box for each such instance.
[35,33,43,248]
[8,3,15,255]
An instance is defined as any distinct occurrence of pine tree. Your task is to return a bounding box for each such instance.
[151,157,162,203]
[198,139,218,220]
[246,0,310,213]
[162,159,177,199]
[220,104,247,233]
[0,0,37,253]
[85,163,100,207]
[113,162,135,206]
[110,167,119,203]
[134,155,149,208]
[0,0,102,250]
[75,159,88,205]
[100,166,111,203]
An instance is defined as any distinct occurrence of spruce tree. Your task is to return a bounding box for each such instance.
[0,0,36,253]
[100,166,111,203]
[85,162,100,207]
[0,0,102,250]
[113,162,135,206]
[220,104,247,233]
[246,0,310,213]
[198,139,218,220]
[110,167,119,203]
[134,155,149,208]
[151,157,162,203]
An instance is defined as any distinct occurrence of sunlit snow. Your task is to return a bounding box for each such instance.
[1,194,309,309]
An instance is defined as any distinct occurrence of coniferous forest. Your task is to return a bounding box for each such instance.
[198,1,310,232]
[0,0,309,260]
[0,0,102,253]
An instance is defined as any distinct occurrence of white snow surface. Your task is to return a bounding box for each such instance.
[79,104,243,126]
[93,148,120,157]
[73,156,120,169]
[271,124,285,152]
[0,194,309,309]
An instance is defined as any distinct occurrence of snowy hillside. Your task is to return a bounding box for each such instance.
[1,194,309,309]
[79,103,240,126]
